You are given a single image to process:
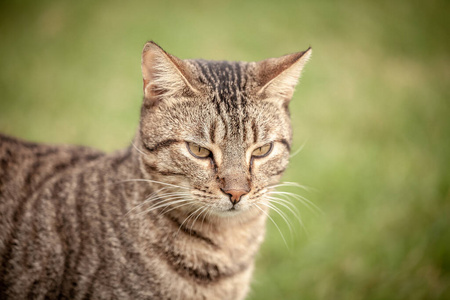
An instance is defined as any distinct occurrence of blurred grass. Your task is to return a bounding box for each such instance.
[0,0,449,299]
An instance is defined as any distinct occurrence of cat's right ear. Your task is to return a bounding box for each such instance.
[141,41,199,106]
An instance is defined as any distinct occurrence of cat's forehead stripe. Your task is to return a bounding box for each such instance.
[191,60,253,143]
[193,60,248,99]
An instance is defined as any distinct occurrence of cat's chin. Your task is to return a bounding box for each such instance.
[221,207,245,217]
[208,205,262,222]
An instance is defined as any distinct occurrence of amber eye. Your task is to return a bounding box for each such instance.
[252,143,273,158]
[187,142,211,158]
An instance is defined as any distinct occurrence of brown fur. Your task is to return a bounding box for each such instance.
[0,41,311,299]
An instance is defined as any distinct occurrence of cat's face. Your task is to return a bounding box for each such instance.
[138,42,311,219]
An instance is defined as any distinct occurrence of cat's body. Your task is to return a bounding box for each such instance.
[0,135,260,299]
[0,42,311,299]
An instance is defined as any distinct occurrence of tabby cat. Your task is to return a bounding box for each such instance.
[0,41,311,299]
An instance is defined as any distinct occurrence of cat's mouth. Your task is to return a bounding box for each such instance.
[222,207,242,217]
[222,203,250,215]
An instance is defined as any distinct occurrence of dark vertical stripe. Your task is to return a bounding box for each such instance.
[84,172,107,298]
[209,120,217,144]
[0,163,41,290]
[26,181,55,297]
[24,160,42,187]
[68,173,86,299]
[105,180,159,298]
[252,120,259,143]
[53,178,71,298]
[241,63,249,92]
[235,62,242,95]
[196,61,215,87]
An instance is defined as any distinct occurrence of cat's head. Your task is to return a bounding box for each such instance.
[138,41,311,220]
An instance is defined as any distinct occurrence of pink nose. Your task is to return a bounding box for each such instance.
[221,189,249,205]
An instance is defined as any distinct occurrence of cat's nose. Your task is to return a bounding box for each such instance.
[221,188,249,205]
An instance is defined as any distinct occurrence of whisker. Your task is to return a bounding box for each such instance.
[140,198,192,216]
[269,191,321,214]
[159,201,194,216]
[289,138,308,158]
[124,187,170,216]
[117,178,190,190]
[129,189,191,215]
[266,195,301,215]
[266,196,302,223]
[131,141,148,158]
[189,206,208,232]
[144,192,191,203]
[125,190,191,217]
[176,206,204,236]
[254,203,289,249]
[268,182,314,192]
[199,206,211,231]
[155,194,192,212]
[266,196,307,234]
[260,201,294,239]
[142,193,191,209]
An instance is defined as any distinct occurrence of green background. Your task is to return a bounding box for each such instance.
[1,0,449,299]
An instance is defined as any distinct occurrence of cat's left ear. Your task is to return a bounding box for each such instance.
[141,41,199,105]
[256,47,312,100]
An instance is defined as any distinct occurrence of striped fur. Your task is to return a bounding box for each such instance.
[0,42,311,299]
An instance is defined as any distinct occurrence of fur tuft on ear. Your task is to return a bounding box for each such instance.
[141,41,198,105]
[256,47,312,100]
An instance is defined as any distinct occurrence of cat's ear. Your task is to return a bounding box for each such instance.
[141,41,199,105]
[256,48,312,100]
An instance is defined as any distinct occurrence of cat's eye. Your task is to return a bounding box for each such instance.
[252,143,273,158]
[187,142,211,158]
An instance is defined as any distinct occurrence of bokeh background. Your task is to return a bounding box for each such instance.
[0,0,449,299]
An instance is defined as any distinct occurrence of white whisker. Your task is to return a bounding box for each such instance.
[125,187,191,217]
[199,206,211,231]
[141,198,192,215]
[124,187,169,216]
[189,206,208,231]
[159,201,194,216]
[131,141,148,158]
[268,181,314,192]
[289,138,308,158]
[117,178,190,190]
[260,201,294,239]
[269,190,321,214]
[176,206,204,236]
[266,196,301,218]
[266,196,307,235]
[254,203,288,248]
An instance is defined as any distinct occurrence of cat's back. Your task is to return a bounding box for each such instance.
[0,133,106,226]
[0,133,106,240]
[0,133,105,198]
[0,134,109,297]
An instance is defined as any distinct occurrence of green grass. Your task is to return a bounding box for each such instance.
[1,0,449,299]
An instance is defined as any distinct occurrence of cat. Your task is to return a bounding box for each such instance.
[0,41,311,299]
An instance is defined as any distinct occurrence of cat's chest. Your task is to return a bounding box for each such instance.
[127,211,267,299]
